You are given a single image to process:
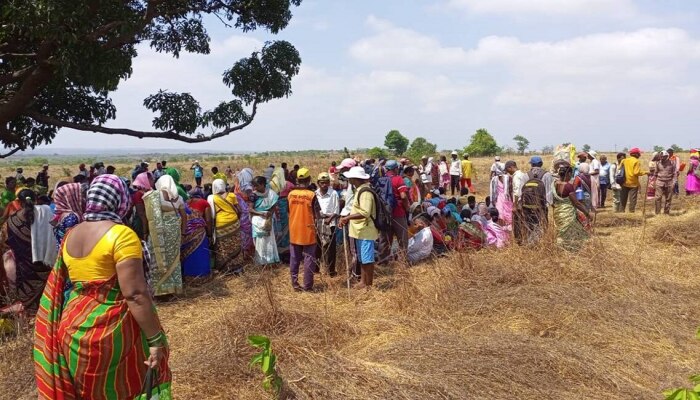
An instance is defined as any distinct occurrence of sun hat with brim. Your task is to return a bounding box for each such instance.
[317,172,331,182]
[494,156,501,161]
[343,166,370,180]
[340,158,356,169]
[426,206,440,217]
[385,160,399,170]
[588,150,598,158]
[297,167,311,180]
[629,147,642,155]
[451,151,458,155]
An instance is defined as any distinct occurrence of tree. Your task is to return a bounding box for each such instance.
[406,137,437,161]
[582,144,591,153]
[670,144,684,153]
[541,145,554,154]
[513,135,530,155]
[384,130,409,156]
[367,147,388,160]
[465,129,501,157]
[0,1,303,157]
[653,145,665,153]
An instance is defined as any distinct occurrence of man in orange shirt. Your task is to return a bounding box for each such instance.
[287,167,321,291]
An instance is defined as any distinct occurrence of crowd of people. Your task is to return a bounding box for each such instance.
[0,145,697,399]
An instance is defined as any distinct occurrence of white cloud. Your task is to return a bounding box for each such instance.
[210,35,264,56]
[446,0,638,17]
[349,15,469,67]
[348,17,700,106]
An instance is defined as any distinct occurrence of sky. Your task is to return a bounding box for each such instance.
[44,0,700,154]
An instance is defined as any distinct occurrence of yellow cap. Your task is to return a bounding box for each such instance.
[297,167,311,180]
[317,172,331,181]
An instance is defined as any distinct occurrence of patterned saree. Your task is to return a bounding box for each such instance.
[144,191,183,296]
[34,254,172,399]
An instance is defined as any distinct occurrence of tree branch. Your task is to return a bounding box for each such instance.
[0,147,22,158]
[26,101,258,143]
[0,40,57,125]
[0,66,36,85]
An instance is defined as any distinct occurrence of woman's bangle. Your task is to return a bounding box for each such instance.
[147,331,168,347]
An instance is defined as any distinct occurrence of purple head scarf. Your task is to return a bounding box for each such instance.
[84,174,131,223]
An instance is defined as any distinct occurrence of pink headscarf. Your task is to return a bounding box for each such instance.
[132,172,153,191]
[52,183,86,225]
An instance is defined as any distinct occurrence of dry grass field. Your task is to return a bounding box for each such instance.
[1,152,699,399]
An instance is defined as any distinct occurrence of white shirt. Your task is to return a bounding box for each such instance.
[590,159,601,177]
[450,159,462,176]
[340,186,354,216]
[609,163,621,190]
[512,170,528,199]
[408,227,433,264]
[315,189,340,226]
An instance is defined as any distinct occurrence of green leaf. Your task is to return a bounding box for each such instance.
[691,375,700,384]
[262,353,276,375]
[663,389,684,400]
[262,376,272,391]
[249,353,263,368]
[695,327,700,340]
[247,335,271,348]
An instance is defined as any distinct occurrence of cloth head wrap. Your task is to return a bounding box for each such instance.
[84,174,131,223]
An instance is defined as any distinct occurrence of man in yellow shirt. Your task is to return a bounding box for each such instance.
[460,153,476,193]
[339,166,378,289]
[619,147,648,213]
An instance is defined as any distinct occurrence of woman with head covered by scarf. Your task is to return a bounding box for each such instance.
[182,187,212,278]
[143,174,186,296]
[130,171,153,240]
[34,174,172,399]
[51,183,86,248]
[208,179,244,273]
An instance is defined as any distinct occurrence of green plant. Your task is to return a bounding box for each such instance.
[248,335,282,396]
[663,329,700,399]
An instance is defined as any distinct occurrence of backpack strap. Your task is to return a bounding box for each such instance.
[356,187,379,223]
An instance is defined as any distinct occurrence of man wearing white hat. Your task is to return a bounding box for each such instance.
[449,151,462,196]
[490,156,505,178]
[339,167,378,289]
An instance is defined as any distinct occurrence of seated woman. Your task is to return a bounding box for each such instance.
[207,179,244,273]
[34,174,172,399]
[424,208,448,255]
[1,189,56,316]
[487,208,509,248]
[407,213,434,264]
[455,209,485,251]
[553,164,591,251]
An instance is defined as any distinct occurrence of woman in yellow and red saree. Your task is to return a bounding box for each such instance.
[33,175,172,399]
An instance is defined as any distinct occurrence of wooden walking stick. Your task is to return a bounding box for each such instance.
[343,225,351,295]
[641,175,651,240]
